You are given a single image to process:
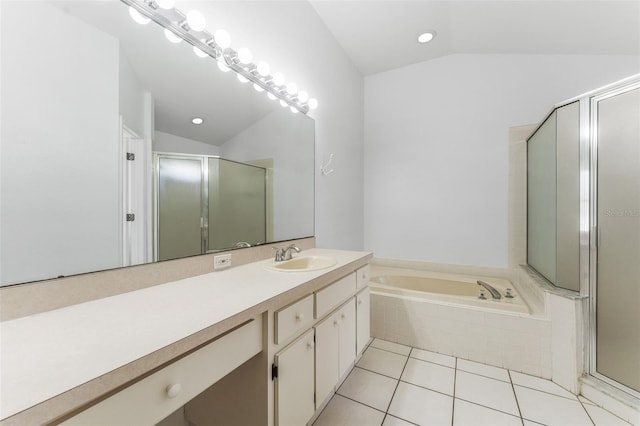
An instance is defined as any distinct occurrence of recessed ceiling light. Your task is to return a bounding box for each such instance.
[191,117,204,125]
[418,31,436,44]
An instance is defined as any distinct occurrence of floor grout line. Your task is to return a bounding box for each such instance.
[380,346,411,424]
[451,356,458,426]
[507,369,525,425]
[455,396,526,421]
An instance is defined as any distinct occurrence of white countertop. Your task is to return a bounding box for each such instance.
[0,248,370,420]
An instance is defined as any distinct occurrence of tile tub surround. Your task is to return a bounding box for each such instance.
[0,248,372,425]
[313,339,631,426]
[371,290,552,379]
[370,261,552,377]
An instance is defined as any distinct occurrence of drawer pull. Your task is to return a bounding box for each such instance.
[166,383,182,399]
[295,313,304,322]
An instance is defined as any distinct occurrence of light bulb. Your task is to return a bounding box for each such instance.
[256,61,270,77]
[217,61,230,72]
[297,90,309,103]
[272,72,285,86]
[267,93,277,100]
[279,100,288,108]
[290,106,299,114]
[193,46,208,58]
[237,48,253,65]
[186,10,206,32]
[308,98,318,109]
[286,82,298,95]
[237,74,249,83]
[253,83,264,92]
[191,117,204,125]
[164,29,182,44]
[129,7,150,25]
[156,0,175,10]
[214,29,231,49]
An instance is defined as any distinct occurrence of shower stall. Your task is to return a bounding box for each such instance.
[154,153,267,261]
[527,76,639,399]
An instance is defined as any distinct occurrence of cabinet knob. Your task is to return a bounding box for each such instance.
[307,341,315,349]
[333,319,339,326]
[358,299,363,305]
[341,313,346,319]
[166,383,182,399]
[295,313,304,321]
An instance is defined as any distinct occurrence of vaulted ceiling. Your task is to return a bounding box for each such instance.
[309,1,640,75]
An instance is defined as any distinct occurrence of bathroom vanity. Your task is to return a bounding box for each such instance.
[0,248,372,425]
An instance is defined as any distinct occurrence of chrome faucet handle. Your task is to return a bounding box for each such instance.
[282,244,301,260]
[272,247,285,262]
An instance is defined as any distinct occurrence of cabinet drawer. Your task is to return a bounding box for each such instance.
[274,294,314,345]
[315,273,356,319]
[62,317,263,426]
[356,265,370,289]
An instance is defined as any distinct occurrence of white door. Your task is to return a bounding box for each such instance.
[315,311,339,408]
[275,329,315,426]
[338,299,356,379]
[356,288,371,356]
[122,124,149,266]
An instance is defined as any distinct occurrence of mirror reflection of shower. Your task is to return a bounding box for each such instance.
[154,154,269,261]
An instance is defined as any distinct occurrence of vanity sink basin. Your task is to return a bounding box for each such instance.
[266,256,337,272]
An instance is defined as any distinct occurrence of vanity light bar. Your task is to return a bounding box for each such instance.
[121,0,315,114]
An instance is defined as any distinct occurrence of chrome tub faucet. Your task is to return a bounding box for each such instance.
[477,280,502,299]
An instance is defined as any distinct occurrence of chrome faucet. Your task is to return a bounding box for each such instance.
[477,280,502,299]
[235,241,251,248]
[273,244,301,262]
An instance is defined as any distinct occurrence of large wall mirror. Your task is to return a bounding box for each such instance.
[0,1,315,287]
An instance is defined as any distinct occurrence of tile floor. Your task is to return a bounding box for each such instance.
[312,339,632,426]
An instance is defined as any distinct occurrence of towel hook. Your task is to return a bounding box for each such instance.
[320,154,334,176]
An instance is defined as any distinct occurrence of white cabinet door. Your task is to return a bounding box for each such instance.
[356,288,370,355]
[338,299,356,379]
[314,311,340,408]
[275,329,315,426]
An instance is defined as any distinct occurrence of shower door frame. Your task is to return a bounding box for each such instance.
[587,78,640,400]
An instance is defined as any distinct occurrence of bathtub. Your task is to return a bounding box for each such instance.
[369,265,552,378]
[370,267,529,314]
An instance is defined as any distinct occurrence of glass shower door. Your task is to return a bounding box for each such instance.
[157,156,205,261]
[594,85,640,394]
[208,158,266,250]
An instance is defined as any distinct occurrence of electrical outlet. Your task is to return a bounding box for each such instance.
[213,254,232,270]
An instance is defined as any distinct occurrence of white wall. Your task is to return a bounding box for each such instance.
[364,54,639,267]
[119,51,146,137]
[178,0,364,250]
[154,131,220,156]
[0,2,120,284]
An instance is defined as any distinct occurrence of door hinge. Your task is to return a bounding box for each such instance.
[126,152,135,161]
[271,363,278,380]
[126,213,135,222]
